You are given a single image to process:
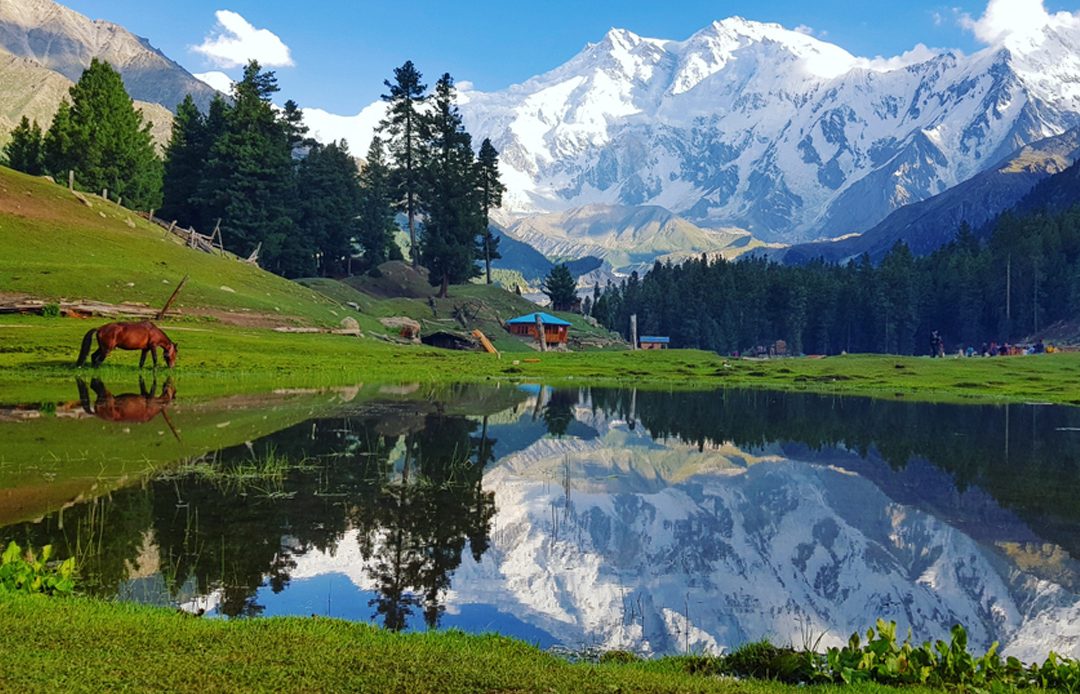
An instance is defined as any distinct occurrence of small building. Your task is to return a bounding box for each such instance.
[639,336,670,350]
[506,312,571,345]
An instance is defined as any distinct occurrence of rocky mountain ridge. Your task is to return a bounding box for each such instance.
[0,0,217,113]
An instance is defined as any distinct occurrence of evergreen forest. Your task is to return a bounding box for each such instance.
[591,213,1080,355]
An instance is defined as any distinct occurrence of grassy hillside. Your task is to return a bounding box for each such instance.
[0,166,616,351]
[0,167,367,328]
[307,262,622,352]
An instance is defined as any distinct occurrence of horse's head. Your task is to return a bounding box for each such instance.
[164,341,178,368]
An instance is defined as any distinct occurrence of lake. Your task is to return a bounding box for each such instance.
[2,378,1079,660]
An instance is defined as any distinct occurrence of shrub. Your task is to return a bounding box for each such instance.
[0,542,76,596]
[41,303,61,318]
[723,640,812,682]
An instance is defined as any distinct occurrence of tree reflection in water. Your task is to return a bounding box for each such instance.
[3,392,501,627]
[6,384,1079,632]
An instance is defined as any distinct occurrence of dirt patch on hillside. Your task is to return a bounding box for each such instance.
[193,308,306,329]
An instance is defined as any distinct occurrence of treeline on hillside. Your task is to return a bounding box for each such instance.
[592,212,1080,355]
[3,59,506,287]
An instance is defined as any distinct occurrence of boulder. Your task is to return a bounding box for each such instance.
[379,316,421,340]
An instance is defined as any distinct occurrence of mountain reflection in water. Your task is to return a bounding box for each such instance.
[3,384,1079,659]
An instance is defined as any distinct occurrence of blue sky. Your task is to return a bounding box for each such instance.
[61,0,1078,115]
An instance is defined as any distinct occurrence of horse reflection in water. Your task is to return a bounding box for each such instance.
[76,377,180,440]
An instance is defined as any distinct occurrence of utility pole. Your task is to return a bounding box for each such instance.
[1006,253,1012,338]
[1033,258,1039,335]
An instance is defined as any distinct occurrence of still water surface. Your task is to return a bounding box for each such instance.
[2,379,1080,659]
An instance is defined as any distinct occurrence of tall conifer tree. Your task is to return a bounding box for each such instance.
[379,61,428,267]
[3,116,45,175]
[297,140,363,277]
[357,136,401,271]
[160,94,208,227]
[420,73,481,296]
[193,61,301,276]
[42,59,162,209]
[475,138,505,284]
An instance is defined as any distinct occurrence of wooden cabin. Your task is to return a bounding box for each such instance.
[506,312,571,345]
[639,336,670,350]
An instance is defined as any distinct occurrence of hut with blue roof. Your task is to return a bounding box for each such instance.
[505,312,571,346]
[639,336,670,350]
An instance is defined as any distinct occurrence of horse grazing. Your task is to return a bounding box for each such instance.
[76,321,178,369]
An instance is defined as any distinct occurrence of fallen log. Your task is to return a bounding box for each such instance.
[0,299,161,319]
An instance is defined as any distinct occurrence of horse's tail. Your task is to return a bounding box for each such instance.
[76,328,97,367]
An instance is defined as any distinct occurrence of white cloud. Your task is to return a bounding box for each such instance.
[959,0,1078,44]
[192,10,293,69]
[793,24,828,38]
[857,43,941,71]
[303,102,388,157]
[193,70,234,94]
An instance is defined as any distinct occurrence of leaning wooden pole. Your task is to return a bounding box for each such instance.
[156,275,189,320]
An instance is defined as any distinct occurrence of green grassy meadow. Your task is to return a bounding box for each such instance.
[0,595,939,694]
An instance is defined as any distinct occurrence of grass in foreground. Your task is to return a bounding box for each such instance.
[0,595,934,694]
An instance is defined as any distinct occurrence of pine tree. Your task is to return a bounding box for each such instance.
[543,264,577,311]
[356,136,401,271]
[3,116,45,175]
[475,138,505,284]
[42,101,77,177]
[297,140,363,277]
[420,73,482,296]
[160,95,208,227]
[42,59,162,209]
[193,61,301,276]
[379,61,428,267]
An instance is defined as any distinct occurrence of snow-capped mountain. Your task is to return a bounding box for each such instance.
[453,16,1080,243]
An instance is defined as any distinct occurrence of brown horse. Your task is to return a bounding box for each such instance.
[77,377,179,439]
[76,321,178,369]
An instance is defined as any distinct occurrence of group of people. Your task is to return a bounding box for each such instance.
[931,331,1056,358]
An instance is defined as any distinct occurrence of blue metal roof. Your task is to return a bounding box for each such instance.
[640,336,671,343]
[506,312,572,327]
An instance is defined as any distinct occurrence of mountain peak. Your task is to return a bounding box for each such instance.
[0,0,217,111]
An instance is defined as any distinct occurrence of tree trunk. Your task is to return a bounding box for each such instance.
[408,205,417,268]
[485,234,492,285]
[439,272,449,299]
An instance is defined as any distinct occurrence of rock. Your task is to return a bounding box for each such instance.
[340,317,360,331]
[220,286,235,293]
[379,316,421,340]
